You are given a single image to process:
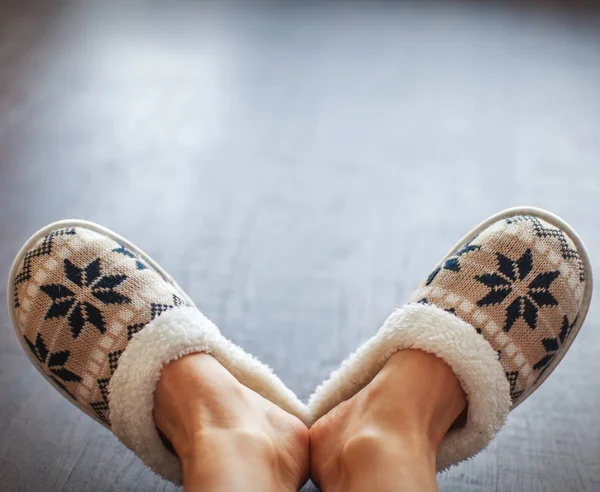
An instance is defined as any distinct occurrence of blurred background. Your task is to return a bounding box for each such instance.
[1,1,599,491]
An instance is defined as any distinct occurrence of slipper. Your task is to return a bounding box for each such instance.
[307,207,593,470]
[8,220,309,485]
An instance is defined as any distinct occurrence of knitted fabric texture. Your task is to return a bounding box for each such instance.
[409,215,586,405]
[12,226,191,427]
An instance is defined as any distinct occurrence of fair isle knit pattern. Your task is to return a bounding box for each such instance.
[12,226,190,427]
[409,215,586,405]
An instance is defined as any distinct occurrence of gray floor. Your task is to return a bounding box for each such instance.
[1,1,600,491]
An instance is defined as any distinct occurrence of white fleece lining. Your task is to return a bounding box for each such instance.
[109,307,310,485]
[307,302,511,471]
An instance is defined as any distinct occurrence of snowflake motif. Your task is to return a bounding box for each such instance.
[113,245,147,270]
[426,241,481,285]
[507,216,584,282]
[40,258,131,338]
[533,315,577,376]
[24,333,81,399]
[90,378,111,425]
[14,228,76,308]
[505,371,524,401]
[475,249,559,332]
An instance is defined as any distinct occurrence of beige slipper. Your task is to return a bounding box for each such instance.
[8,220,309,484]
[308,207,592,470]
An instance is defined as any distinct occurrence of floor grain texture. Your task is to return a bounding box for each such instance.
[1,1,599,491]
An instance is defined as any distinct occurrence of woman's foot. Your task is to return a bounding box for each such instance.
[154,353,310,492]
[310,349,466,492]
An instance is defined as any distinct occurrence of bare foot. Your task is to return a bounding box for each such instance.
[153,352,309,492]
[310,349,466,492]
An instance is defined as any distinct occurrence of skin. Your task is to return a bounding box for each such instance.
[153,353,309,492]
[310,349,467,492]
[153,349,466,492]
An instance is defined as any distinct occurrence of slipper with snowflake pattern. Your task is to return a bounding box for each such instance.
[8,220,308,485]
[307,207,592,470]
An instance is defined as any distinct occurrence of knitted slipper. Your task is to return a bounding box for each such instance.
[307,207,592,470]
[8,220,309,485]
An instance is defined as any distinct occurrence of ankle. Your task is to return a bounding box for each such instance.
[182,425,274,464]
[153,353,246,458]
[310,350,464,492]
[153,353,309,491]
[341,426,436,469]
[182,427,300,492]
[182,427,276,472]
[332,429,437,492]
[370,349,467,447]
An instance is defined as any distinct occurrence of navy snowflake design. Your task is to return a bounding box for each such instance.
[24,333,81,399]
[40,258,131,338]
[14,228,76,308]
[505,371,524,401]
[426,240,481,286]
[475,249,559,332]
[113,245,147,270]
[533,315,576,376]
[90,378,111,425]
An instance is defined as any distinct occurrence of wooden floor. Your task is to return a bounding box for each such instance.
[1,1,600,491]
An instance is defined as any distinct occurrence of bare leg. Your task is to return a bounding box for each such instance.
[310,349,467,492]
[153,353,310,492]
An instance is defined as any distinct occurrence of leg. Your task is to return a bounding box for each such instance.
[154,353,310,492]
[310,349,466,492]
